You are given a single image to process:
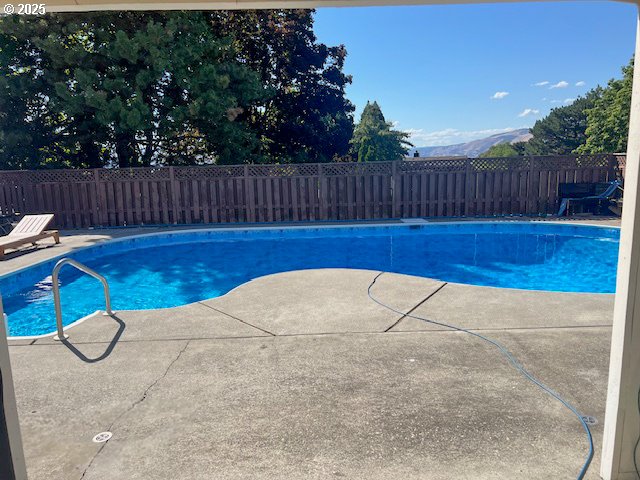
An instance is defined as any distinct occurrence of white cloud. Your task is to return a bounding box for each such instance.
[550,98,576,105]
[518,109,539,117]
[576,81,586,87]
[491,91,509,100]
[533,81,550,87]
[403,127,521,147]
[550,81,569,89]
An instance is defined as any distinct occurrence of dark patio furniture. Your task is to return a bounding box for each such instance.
[557,180,623,217]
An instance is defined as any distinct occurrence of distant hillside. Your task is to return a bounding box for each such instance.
[411,128,532,158]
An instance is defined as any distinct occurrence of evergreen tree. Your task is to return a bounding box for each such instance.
[0,12,267,168]
[350,101,411,162]
[526,90,601,155]
[0,15,64,169]
[577,58,633,154]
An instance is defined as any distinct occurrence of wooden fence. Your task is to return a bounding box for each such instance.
[0,155,624,229]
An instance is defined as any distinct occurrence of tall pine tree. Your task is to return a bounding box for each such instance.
[351,101,411,162]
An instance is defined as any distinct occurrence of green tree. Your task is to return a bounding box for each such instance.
[1,10,355,169]
[350,101,411,162]
[0,15,64,169]
[0,12,267,168]
[577,58,633,154]
[209,10,355,163]
[525,90,601,155]
[479,142,526,158]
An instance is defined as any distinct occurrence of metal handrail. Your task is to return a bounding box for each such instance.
[52,258,114,341]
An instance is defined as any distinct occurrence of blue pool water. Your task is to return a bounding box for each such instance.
[1,222,619,337]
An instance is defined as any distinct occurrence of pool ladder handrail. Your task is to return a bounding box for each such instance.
[52,258,115,341]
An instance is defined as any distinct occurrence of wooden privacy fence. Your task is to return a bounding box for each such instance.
[0,154,624,229]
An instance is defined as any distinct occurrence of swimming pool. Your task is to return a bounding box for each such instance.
[1,222,619,337]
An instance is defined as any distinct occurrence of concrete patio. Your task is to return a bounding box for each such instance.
[7,266,613,479]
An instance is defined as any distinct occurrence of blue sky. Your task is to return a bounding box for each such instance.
[313,2,637,147]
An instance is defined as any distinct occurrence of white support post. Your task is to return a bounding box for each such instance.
[0,293,28,480]
[601,7,640,480]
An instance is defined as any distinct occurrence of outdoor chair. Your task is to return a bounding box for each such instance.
[557,180,623,217]
[0,214,60,259]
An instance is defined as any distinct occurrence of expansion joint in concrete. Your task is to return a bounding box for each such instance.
[197,302,276,336]
[384,282,448,332]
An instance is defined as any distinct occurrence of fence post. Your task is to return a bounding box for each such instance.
[392,161,401,218]
[609,154,619,180]
[318,164,328,220]
[244,164,256,222]
[464,159,472,216]
[21,174,35,218]
[528,157,537,214]
[93,169,104,226]
[169,166,179,224]
[616,153,627,179]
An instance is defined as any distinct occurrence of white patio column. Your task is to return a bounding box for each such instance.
[0,294,28,480]
[601,7,640,480]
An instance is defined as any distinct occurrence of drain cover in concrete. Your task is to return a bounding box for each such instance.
[92,432,112,443]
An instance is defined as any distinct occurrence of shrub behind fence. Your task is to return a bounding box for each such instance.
[0,154,624,229]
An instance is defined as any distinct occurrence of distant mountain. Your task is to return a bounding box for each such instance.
[410,128,532,158]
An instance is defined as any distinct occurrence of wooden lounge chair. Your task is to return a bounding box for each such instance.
[0,214,60,259]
